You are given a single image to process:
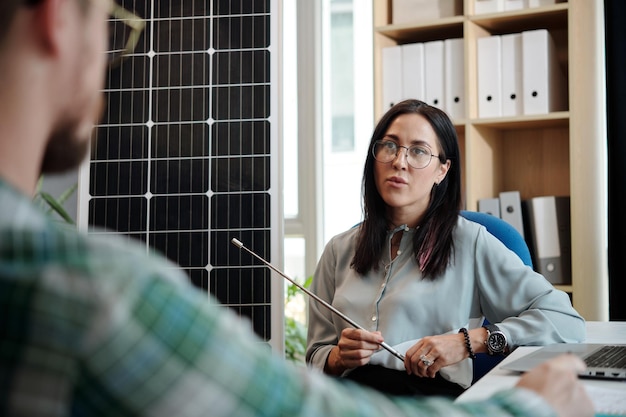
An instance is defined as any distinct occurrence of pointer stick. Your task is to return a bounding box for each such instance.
[231,238,405,362]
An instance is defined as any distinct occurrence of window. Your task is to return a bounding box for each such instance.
[322,0,373,243]
[282,0,373,290]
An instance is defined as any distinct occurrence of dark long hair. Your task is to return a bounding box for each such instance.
[351,99,462,279]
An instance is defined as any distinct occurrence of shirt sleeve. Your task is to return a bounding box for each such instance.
[80,255,560,417]
[305,235,340,371]
[471,225,586,348]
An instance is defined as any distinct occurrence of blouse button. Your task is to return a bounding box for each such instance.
[371,315,377,322]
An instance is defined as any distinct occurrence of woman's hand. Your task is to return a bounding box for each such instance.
[404,332,471,378]
[324,328,384,375]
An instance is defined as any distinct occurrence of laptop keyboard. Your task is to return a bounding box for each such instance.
[585,345,626,369]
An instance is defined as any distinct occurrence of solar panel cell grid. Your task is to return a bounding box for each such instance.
[86,0,275,341]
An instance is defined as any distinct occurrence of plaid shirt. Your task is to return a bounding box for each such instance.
[0,179,557,417]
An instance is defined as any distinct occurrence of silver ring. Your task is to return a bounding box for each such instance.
[420,354,434,367]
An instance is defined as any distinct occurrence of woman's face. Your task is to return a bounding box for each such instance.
[373,113,450,223]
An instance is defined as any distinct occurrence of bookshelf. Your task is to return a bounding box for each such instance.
[373,0,607,320]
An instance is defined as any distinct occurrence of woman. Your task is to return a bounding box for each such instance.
[305,99,585,397]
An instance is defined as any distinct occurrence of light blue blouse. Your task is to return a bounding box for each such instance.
[306,216,585,387]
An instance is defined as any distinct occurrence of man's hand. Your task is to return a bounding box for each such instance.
[516,354,594,417]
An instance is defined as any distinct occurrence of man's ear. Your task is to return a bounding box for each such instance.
[32,0,67,57]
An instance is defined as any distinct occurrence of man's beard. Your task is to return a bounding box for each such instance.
[40,126,91,174]
[40,94,104,174]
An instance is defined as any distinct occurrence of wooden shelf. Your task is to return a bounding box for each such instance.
[469,3,568,33]
[555,285,574,293]
[376,16,464,42]
[470,112,569,130]
[372,0,608,320]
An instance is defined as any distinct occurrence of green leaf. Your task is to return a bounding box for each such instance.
[39,192,75,225]
[56,183,78,206]
[284,275,313,363]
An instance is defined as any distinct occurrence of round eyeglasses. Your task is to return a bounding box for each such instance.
[23,0,145,69]
[372,140,442,169]
[107,0,145,68]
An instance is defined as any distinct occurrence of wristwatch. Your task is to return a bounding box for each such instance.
[483,324,507,355]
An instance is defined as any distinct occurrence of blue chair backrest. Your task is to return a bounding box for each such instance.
[460,210,533,383]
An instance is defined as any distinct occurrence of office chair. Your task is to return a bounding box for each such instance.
[459,210,533,383]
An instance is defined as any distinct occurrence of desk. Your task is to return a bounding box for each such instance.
[457,321,626,416]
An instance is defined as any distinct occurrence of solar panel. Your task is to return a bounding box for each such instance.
[78,0,282,349]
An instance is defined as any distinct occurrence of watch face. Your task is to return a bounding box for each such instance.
[488,331,507,353]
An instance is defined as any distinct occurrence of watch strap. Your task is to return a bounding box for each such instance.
[483,323,500,334]
[483,323,507,355]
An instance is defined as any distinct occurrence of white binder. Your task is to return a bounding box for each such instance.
[522,29,567,115]
[382,45,403,110]
[528,0,556,7]
[503,0,525,11]
[477,35,502,118]
[478,198,501,217]
[474,0,503,14]
[499,191,524,238]
[393,0,463,25]
[425,40,445,110]
[501,33,523,117]
[401,43,425,103]
[444,38,465,120]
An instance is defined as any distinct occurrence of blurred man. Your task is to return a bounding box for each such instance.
[0,1,594,416]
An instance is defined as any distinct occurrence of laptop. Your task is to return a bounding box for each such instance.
[502,344,626,380]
